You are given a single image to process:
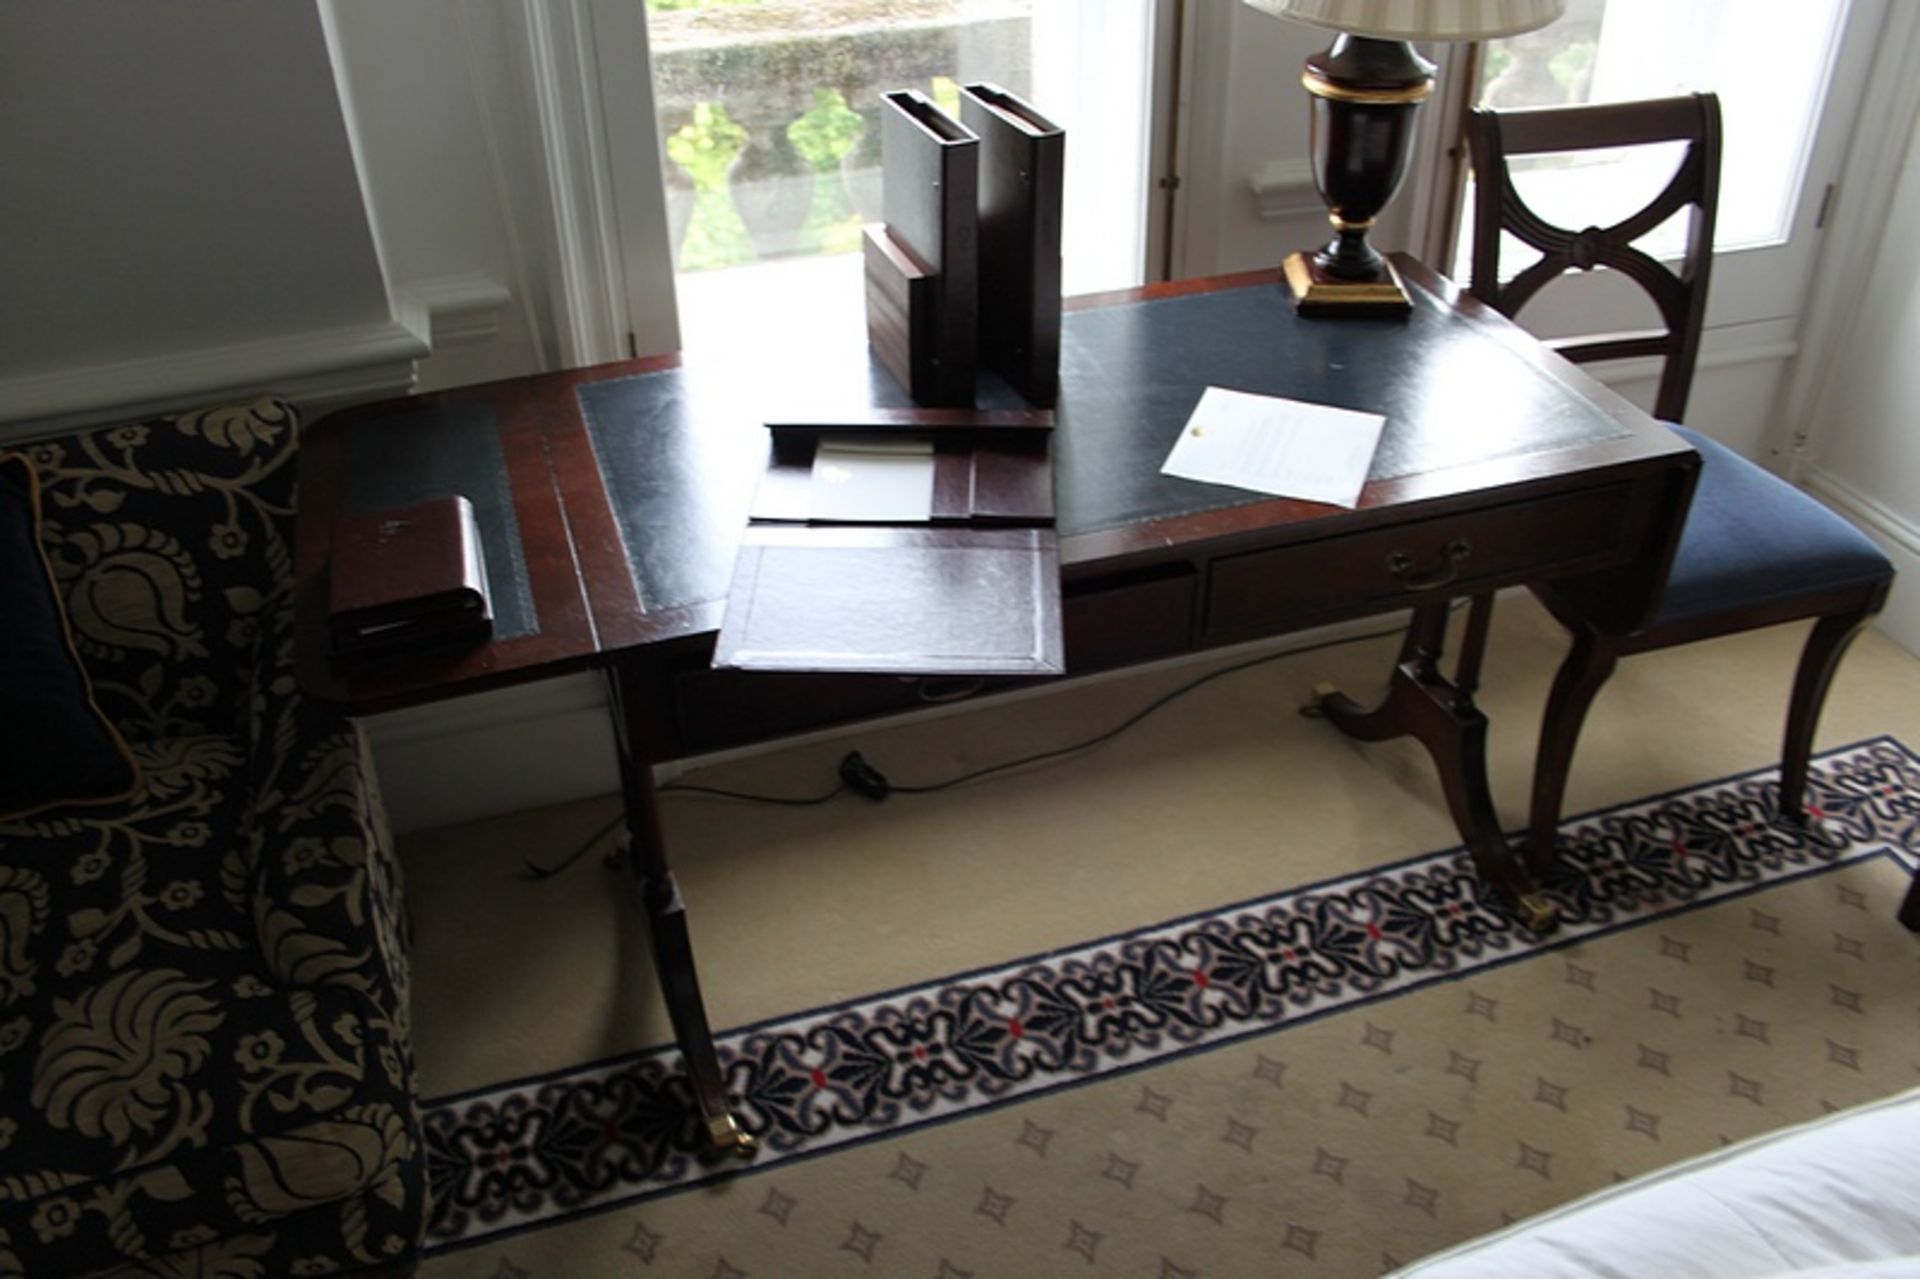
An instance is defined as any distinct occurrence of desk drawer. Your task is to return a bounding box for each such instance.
[1205,484,1630,640]
[1064,564,1194,672]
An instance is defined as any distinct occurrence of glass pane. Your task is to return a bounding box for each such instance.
[646,0,1153,348]
[1457,0,1848,274]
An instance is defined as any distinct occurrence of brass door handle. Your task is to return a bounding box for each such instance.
[1386,539,1472,592]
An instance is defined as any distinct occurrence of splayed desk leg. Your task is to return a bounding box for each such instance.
[1305,599,1557,935]
[605,662,758,1157]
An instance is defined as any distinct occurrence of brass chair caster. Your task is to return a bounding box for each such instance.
[1300,681,1340,718]
[1514,892,1558,935]
[708,1114,759,1158]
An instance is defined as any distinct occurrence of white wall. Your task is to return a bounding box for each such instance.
[1175,5,1421,279]
[0,3,422,433]
[1811,121,1920,498]
[321,0,555,392]
[1799,113,1920,651]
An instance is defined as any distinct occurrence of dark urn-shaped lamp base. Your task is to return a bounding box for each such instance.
[1285,34,1435,317]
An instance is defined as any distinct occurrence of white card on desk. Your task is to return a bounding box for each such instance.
[808,435,936,523]
[1160,386,1386,509]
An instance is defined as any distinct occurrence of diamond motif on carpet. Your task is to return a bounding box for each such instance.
[419,737,1920,1256]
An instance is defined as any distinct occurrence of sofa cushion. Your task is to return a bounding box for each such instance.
[0,454,139,820]
[18,399,300,743]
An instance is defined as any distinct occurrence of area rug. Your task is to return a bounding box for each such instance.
[416,736,1920,1277]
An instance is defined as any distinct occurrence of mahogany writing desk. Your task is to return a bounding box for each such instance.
[296,256,1697,1154]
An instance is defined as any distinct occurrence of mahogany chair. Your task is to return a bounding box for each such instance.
[1461,93,1898,907]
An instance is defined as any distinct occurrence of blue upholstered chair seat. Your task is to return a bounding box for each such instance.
[1655,425,1893,628]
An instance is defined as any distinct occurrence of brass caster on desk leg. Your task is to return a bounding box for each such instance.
[1300,681,1340,718]
[708,1114,759,1158]
[1513,892,1558,936]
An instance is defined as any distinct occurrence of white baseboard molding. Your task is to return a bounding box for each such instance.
[1802,467,1920,658]
[369,606,1446,833]
[0,311,429,439]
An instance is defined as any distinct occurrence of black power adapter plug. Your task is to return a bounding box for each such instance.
[838,751,891,801]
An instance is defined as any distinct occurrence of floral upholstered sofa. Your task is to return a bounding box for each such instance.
[0,400,423,1277]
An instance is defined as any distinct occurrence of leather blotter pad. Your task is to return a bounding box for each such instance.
[337,404,536,640]
[1049,284,1631,537]
[714,525,1063,676]
[329,495,492,657]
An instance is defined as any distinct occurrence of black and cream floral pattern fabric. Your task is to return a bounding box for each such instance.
[0,401,423,1278]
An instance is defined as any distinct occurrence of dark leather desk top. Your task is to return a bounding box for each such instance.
[296,257,1691,712]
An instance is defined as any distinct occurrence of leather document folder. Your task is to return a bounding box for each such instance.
[960,83,1064,407]
[869,89,979,407]
[747,413,1055,525]
[328,495,492,657]
[714,416,1063,677]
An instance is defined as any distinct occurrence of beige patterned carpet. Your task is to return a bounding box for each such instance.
[401,595,1920,1278]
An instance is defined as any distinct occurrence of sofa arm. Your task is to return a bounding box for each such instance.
[244,587,407,1008]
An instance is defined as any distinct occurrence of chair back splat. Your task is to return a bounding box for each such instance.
[1465,93,1721,422]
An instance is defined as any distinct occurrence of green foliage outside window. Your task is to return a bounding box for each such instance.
[666,102,755,269]
[1548,41,1597,95]
[930,74,962,120]
[786,89,866,256]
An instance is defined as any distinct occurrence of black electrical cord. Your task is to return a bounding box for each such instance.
[657,779,847,806]
[657,609,1439,807]
[518,773,847,880]
[520,812,623,880]
[889,643,1330,796]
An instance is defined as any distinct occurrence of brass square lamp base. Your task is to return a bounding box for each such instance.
[1283,251,1413,318]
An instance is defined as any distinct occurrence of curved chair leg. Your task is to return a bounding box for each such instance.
[1527,629,1620,876]
[1779,607,1876,821]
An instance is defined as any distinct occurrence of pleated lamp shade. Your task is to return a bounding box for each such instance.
[1244,0,1564,40]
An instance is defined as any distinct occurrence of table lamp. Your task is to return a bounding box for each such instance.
[1244,0,1564,316]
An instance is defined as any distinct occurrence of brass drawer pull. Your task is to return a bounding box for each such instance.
[1387,539,1473,592]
